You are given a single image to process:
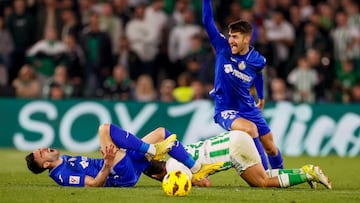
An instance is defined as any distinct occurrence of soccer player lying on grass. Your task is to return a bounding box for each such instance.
[144,130,332,189]
[25,124,222,187]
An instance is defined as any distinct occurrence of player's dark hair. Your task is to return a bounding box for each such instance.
[25,153,46,174]
[143,160,167,182]
[228,20,253,35]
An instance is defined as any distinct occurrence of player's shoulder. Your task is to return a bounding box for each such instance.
[212,33,229,51]
[248,46,265,59]
[247,47,266,67]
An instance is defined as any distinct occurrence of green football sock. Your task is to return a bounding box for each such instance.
[278,173,308,187]
[268,169,301,177]
[279,169,301,174]
[288,174,308,186]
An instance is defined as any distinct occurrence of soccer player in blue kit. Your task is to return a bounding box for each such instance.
[202,0,283,170]
[25,124,222,187]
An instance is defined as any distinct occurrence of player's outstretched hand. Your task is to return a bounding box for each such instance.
[192,177,212,187]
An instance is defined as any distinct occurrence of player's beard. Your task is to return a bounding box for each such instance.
[231,45,240,54]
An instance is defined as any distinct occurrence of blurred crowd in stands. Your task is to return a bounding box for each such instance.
[0,0,359,103]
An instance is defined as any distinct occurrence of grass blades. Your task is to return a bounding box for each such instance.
[1,149,360,203]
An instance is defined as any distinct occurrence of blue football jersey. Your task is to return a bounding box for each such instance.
[49,151,150,187]
[203,0,266,114]
[49,155,103,187]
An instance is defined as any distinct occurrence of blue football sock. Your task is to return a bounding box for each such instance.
[268,148,284,169]
[164,129,196,169]
[253,137,269,170]
[109,124,150,153]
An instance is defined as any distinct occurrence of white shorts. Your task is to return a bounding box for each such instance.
[228,130,261,175]
[166,130,261,178]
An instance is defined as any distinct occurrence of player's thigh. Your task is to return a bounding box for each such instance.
[98,124,126,163]
[229,132,269,186]
[141,127,165,144]
[98,124,114,147]
[229,131,261,174]
[231,118,258,137]
[240,113,270,136]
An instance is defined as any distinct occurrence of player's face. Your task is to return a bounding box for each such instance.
[228,32,250,55]
[33,147,60,167]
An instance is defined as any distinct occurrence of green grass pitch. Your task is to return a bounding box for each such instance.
[1,148,359,203]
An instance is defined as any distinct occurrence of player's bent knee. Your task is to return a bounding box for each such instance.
[98,124,110,137]
[154,127,165,135]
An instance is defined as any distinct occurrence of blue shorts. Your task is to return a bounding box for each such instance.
[105,150,150,187]
[214,110,271,136]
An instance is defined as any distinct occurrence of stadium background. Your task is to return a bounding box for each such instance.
[0,0,359,155]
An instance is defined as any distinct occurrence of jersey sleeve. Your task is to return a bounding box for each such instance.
[63,174,86,187]
[254,54,266,99]
[202,0,227,50]
[254,72,264,99]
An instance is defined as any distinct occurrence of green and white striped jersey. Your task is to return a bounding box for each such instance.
[185,132,233,172]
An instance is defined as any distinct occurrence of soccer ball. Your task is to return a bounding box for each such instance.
[162,170,192,197]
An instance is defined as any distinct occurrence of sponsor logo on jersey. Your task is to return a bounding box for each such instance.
[223,64,252,82]
[234,71,252,82]
[238,61,246,70]
[224,64,233,73]
[69,176,80,184]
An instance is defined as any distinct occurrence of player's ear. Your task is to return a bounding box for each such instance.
[43,161,51,169]
[244,35,251,44]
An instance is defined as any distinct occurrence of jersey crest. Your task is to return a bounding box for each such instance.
[238,61,246,70]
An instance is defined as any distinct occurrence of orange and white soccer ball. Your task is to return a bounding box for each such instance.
[162,170,192,196]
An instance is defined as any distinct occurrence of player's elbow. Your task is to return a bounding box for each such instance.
[85,181,96,187]
[85,177,104,187]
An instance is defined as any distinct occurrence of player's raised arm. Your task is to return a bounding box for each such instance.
[202,0,225,48]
